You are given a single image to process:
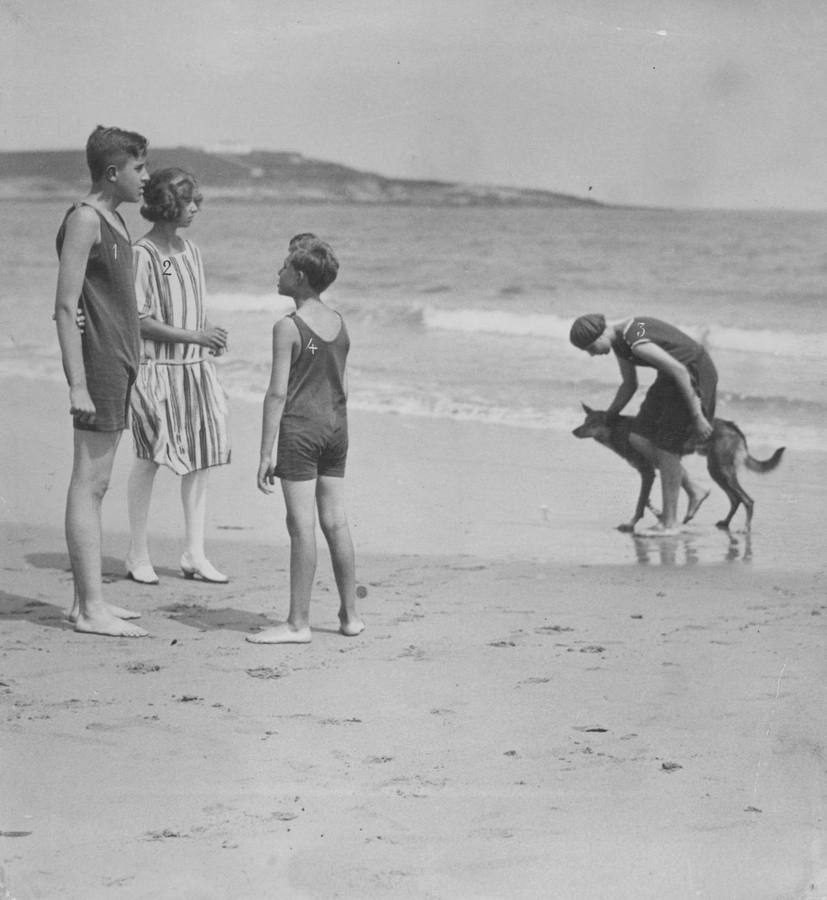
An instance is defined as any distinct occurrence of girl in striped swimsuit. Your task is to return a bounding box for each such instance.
[125,168,231,584]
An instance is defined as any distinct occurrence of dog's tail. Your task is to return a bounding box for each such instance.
[745,446,785,474]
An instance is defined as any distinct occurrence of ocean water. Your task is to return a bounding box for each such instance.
[2,199,826,452]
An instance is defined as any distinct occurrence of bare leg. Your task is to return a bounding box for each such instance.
[125,457,160,583]
[66,430,146,637]
[629,434,687,535]
[317,476,364,636]
[246,478,316,644]
[682,469,710,523]
[653,448,682,530]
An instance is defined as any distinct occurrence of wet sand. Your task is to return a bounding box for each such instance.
[1,376,825,899]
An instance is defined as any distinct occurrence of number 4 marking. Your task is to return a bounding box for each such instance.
[307,339,318,355]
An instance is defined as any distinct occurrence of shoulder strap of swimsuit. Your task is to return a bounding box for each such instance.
[112,209,130,241]
[77,201,131,243]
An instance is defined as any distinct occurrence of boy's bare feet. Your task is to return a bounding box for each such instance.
[73,609,148,637]
[246,624,312,644]
[67,601,141,623]
[108,603,142,620]
[339,616,365,637]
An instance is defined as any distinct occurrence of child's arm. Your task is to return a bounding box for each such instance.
[257,317,297,493]
[607,353,638,419]
[140,316,228,355]
[54,207,99,423]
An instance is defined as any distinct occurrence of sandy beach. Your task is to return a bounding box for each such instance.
[1,375,826,900]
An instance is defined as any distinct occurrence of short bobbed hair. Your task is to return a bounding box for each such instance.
[86,125,148,180]
[288,232,318,251]
[289,240,339,292]
[140,168,203,223]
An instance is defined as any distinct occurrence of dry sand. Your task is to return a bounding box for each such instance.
[1,376,826,900]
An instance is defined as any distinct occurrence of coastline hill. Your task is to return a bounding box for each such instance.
[0,146,599,207]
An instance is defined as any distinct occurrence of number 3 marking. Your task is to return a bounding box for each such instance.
[636,322,647,338]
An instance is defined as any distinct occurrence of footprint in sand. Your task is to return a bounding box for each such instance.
[125,661,161,674]
[246,666,287,680]
[394,611,425,623]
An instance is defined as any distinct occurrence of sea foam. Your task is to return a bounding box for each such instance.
[423,307,825,359]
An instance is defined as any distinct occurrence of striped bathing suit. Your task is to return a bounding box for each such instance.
[129,237,231,475]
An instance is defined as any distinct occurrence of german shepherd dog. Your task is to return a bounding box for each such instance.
[572,404,785,532]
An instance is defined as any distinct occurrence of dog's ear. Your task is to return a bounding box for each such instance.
[581,402,593,414]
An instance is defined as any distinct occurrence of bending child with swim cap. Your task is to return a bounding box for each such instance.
[570,313,716,536]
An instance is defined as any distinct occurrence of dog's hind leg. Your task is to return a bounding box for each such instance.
[708,459,754,531]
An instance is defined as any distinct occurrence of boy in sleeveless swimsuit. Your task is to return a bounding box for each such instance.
[570,313,717,536]
[248,239,365,644]
[54,125,149,637]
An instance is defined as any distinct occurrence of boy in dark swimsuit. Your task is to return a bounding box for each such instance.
[570,313,717,535]
[249,239,365,644]
[54,125,149,636]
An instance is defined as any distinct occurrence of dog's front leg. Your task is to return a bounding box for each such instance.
[619,468,656,532]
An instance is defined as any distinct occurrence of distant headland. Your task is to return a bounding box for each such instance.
[0,145,599,208]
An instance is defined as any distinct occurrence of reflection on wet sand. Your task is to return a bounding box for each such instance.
[632,530,753,566]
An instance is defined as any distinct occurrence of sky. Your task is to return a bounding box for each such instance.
[1,0,826,210]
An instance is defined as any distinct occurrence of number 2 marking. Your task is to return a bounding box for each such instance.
[162,259,173,276]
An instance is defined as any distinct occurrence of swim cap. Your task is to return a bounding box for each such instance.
[569,314,606,349]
